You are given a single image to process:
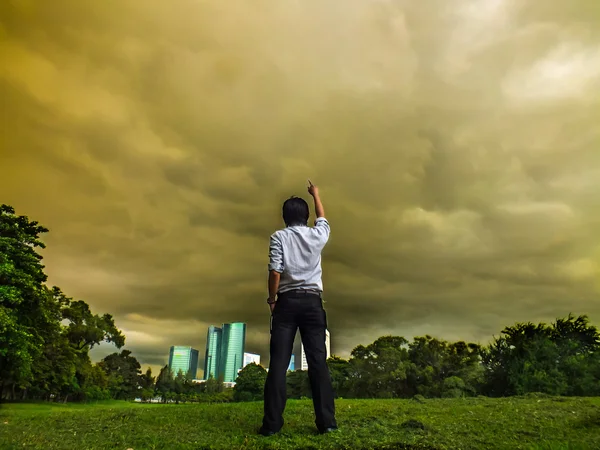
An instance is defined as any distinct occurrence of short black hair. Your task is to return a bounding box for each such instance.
[282,196,309,227]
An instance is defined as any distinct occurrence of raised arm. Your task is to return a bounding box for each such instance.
[308,180,324,218]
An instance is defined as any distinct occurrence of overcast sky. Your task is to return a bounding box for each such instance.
[1,0,599,377]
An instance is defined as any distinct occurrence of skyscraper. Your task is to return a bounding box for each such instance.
[168,346,199,379]
[219,322,246,383]
[204,326,222,380]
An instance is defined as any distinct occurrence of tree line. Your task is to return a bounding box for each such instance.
[2,204,599,403]
[231,312,600,402]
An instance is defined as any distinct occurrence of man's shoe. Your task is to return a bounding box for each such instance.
[258,427,277,437]
[320,426,339,434]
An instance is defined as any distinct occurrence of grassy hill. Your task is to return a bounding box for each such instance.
[1,396,599,449]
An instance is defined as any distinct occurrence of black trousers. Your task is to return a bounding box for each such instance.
[262,291,337,432]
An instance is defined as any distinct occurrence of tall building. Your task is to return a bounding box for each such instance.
[168,346,199,379]
[243,352,261,368]
[204,326,222,380]
[294,329,331,371]
[287,354,295,372]
[219,322,246,382]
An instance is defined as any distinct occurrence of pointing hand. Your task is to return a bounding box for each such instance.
[307,179,319,197]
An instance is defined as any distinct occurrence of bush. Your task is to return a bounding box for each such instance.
[83,386,111,401]
[442,376,466,398]
[233,364,266,402]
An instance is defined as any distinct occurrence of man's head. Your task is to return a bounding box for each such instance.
[282,196,309,227]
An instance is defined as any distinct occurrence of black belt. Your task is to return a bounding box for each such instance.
[278,289,321,297]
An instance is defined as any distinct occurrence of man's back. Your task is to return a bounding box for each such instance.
[269,218,330,294]
[261,182,338,436]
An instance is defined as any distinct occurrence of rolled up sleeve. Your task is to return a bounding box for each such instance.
[268,233,284,273]
[312,217,330,243]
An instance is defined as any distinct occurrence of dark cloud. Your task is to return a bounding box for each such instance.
[1,0,599,371]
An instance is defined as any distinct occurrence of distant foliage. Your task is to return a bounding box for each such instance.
[481,314,600,397]
[151,365,232,403]
[320,314,600,399]
[321,334,484,400]
[319,314,599,399]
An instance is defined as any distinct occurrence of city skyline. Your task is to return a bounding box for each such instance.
[2,1,599,376]
[166,326,332,380]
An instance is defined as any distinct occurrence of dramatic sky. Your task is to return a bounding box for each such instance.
[1,0,599,376]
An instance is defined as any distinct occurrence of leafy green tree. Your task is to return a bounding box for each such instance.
[327,356,352,398]
[100,350,142,400]
[348,336,411,398]
[173,369,192,403]
[139,367,155,402]
[286,370,311,399]
[442,376,467,398]
[233,363,266,402]
[82,364,111,400]
[0,204,51,396]
[62,298,124,351]
[204,374,224,394]
[26,288,77,401]
[482,314,600,397]
[155,365,174,402]
[407,336,482,397]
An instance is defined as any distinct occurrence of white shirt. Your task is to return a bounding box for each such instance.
[268,217,330,294]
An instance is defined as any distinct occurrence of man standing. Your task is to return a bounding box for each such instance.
[259,181,338,436]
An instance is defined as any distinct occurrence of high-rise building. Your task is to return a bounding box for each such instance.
[287,354,295,371]
[168,346,199,379]
[294,329,331,371]
[243,352,261,368]
[204,326,222,380]
[219,322,247,383]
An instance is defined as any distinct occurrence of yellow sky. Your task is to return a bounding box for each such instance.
[1,0,599,375]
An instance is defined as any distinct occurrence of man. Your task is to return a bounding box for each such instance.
[259,180,338,436]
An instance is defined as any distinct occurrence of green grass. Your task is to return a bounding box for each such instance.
[1,396,600,449]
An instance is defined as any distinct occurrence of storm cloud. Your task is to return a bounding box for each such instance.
[1,0,599,376]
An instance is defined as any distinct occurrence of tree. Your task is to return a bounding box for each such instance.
[0,204,132,403]
[82,364,111,401]
[204,374,224,394]
[173,369,192,404]
[100,350,142,400]
[234,363,266,402]
[286,370,311,399]
[327,356,352,398]
[139,368,155,402]
[348,336,411,398]
[155,365,174,403]
[62,298,124,351]
[29,331,78,401]
[481,314,600,397]
[0,204,51,396]
[407,336,482,398]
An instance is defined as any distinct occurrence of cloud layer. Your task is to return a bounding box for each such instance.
[2,0,599,375]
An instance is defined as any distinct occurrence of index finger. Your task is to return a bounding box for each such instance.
[307,179,313,186]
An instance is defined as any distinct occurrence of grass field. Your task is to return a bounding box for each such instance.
[1,396,600,449]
